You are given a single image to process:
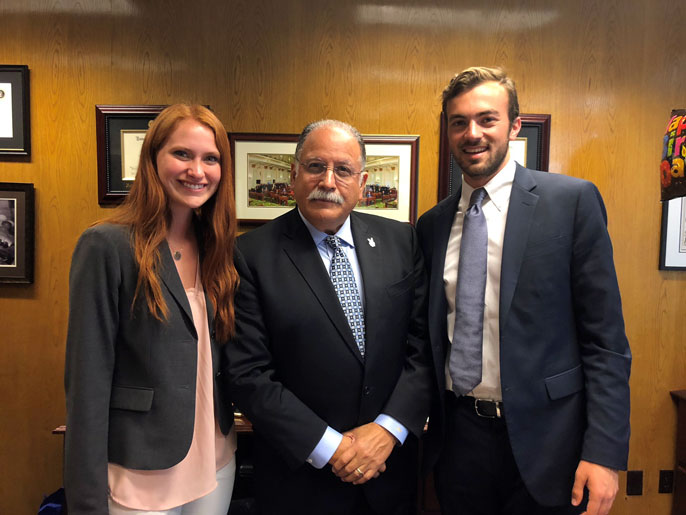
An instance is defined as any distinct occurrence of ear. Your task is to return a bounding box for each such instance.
[358,172,369,200]
[509,116,522,140]
[290,162,297,183]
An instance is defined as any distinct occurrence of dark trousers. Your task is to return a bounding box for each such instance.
[253,439,415,515]
[435,393,584,515]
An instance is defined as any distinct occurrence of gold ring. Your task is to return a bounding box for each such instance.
[355,467,364,477]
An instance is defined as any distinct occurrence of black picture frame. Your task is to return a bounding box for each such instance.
[659,197,686,270]
[0,65,31,159]
[0,182,35,284]
[437,113,551,200]
[96,105,167,205]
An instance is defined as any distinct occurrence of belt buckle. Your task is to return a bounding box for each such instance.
[473,398,502,418]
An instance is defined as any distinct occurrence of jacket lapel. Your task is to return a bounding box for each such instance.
[430,192,461,361]
[350,213,380,361]
[500,165,539,329]
[158,239,196,336]
[281,210,363,362]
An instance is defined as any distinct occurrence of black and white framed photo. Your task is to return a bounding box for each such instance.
[0,65,31,158]
[0,182,35,284]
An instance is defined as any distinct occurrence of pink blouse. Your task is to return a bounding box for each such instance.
[107,268,237,510]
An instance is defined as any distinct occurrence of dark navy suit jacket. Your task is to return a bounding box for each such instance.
[416,165,631,506]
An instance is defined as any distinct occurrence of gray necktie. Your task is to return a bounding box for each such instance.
[325,235,366,357]
[450,188,488,396]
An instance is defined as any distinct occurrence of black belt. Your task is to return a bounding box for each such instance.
[451,393,504,419]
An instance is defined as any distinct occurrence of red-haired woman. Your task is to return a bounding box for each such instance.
[65,104,239,514]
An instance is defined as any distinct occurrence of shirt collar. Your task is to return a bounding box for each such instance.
[297,208,355,249]
[460,156,516,213]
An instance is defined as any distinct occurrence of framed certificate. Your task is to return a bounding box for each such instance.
[659,196,686,270]
[120,130,147,181]
[95,105,166,204]
[0,65,31,159]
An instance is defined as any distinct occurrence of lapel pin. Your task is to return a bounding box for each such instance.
[367,237,376,248]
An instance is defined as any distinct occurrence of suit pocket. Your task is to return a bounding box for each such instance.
[110,385,154,412]
[523,233,572,260]
[544,365,584,400]
[386,271,413,298]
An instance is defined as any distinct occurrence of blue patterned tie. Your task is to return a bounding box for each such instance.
[450,188,488,395]
[325,235,366,357]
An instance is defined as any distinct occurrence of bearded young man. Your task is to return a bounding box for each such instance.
[416,67,631,515]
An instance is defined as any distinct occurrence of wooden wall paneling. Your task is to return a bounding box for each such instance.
[1,1,685,513]
[385,7,440,211]
[232,1,273,129]
[221,0,251,131]
[628,1,686,511]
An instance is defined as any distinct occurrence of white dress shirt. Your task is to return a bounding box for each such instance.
[297,211,408,468]
[443,157,516,401]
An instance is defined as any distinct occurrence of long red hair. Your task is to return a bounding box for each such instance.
[101,104,238,341]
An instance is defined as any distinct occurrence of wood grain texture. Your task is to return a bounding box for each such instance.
[0,1,683,513]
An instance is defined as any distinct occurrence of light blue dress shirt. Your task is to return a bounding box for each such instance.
[297,210,409,468]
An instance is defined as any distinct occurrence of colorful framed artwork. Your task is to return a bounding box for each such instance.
[230,132,419,224]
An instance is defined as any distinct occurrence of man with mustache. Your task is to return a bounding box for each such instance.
[416,67,631,515]
[225,120,432,514]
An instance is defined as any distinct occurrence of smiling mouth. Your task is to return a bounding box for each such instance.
[463,146,488,155]
[181,181,206,191]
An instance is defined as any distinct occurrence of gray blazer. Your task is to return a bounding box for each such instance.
[64,223,233,515]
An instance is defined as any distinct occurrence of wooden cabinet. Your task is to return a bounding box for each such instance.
[671,390,686,515]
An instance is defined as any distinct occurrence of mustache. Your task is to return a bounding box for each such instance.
[307,188,344,204]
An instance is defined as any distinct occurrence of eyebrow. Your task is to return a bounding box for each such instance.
[448,109,500,121]
[305,157,355,165]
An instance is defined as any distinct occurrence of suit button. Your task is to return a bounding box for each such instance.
[363,386,371,396]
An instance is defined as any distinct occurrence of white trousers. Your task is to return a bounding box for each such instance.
[108,457,236,515]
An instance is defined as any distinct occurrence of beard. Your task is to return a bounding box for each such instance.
[453,139,509,183]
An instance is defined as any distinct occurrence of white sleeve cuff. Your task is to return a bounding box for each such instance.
[306,426,343,469]
[375,414,408,445]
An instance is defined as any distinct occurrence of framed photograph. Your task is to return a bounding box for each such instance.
[230,132,419,224]
[437,113,551,200]
[96,105,167,205]
[0,182,35,283]
[659,196,686,270]
[0,65,31,158]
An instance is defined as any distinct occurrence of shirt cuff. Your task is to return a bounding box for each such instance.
[306,426,343,469]
[375,414,408,445]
